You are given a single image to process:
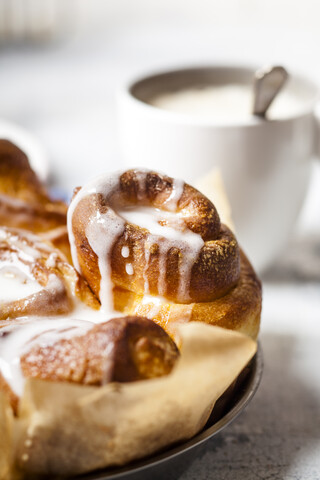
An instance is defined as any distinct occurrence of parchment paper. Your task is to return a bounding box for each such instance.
[0,323,256,478]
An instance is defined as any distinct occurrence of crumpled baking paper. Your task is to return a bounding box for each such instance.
[2,323,256,478]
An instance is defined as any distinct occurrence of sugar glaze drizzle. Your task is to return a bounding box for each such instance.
[0,318,93,396]
[119,205,204,301]
[68,171,204,307]
[0,228,67,306]
[118,173,203,302]
[67,173,126,312]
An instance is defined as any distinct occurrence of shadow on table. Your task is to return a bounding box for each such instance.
[183,332,320,480]
[262,234,320,283]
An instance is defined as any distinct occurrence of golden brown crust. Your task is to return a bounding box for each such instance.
[1,317,179,412]
[0,227,99,320]
[119,250,262,341]
[71,169,240,304]
[21,316,179,385]
[39,226,72,264]
[0,140,67,233]
[0,370,19,415]
[117,170,220,240]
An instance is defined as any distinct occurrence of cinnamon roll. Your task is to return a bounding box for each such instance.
[0,164,260,477]
[0,316,179,413]
[0,226,99,320]
[68,169,261,339]
[0,140,67,233]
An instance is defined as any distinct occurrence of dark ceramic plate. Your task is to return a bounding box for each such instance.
[73,344,263,480]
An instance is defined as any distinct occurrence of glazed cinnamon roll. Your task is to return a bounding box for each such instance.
[68,169,261,339]
[0,226,99,320]
[0,316,179,412]
[0,163,259,478]
[0,139,67,233]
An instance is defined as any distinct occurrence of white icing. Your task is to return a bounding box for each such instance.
[140,295,193,322]
[0,266,42,302]
[86,210,125,311]
[164,178,185,211]
[121,246,130,258]
[0,229,67,305]
[67,173,121,274]
[139,295,170,320]
[0,228,51,261]
[145,304,162,320]
[117,206,180,238]
[0,264,66,308]
[125,263,134,275]
[135,170,147,201]
[7,237,41,264]
[45,252,58,269]
[67,173,124,312]
[67,170,200,308]
[45,273,65,293]
[117,205,204,302]
[0,194,32,210]
[141,294,165,305]
[0,318,93,396]
[66,302,113,323]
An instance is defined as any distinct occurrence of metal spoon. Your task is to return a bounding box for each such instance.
[252,65,289,117]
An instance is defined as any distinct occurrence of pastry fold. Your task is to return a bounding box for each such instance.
[0,316,179,414]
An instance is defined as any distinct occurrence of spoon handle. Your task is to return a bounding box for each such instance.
[252,65,289,117]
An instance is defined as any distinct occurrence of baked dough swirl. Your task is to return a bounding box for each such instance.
[0,227,98,320]
[0,140,67,233]
[0,316,179,413]
[68,169,240,308]
[128,250,262,340]
[68,169,261,340]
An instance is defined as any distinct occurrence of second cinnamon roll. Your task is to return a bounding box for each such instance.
[0,226,99,320]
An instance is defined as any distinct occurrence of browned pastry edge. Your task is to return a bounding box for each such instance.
[0,227,99,320]
[120,249,262,341]
[0,367,18,415]
[1,316,179,413]
[0,139,67,233]
[40,226,72,264]
[71,169,241,304]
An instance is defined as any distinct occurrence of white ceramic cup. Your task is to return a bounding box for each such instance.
[117,66,319,272]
